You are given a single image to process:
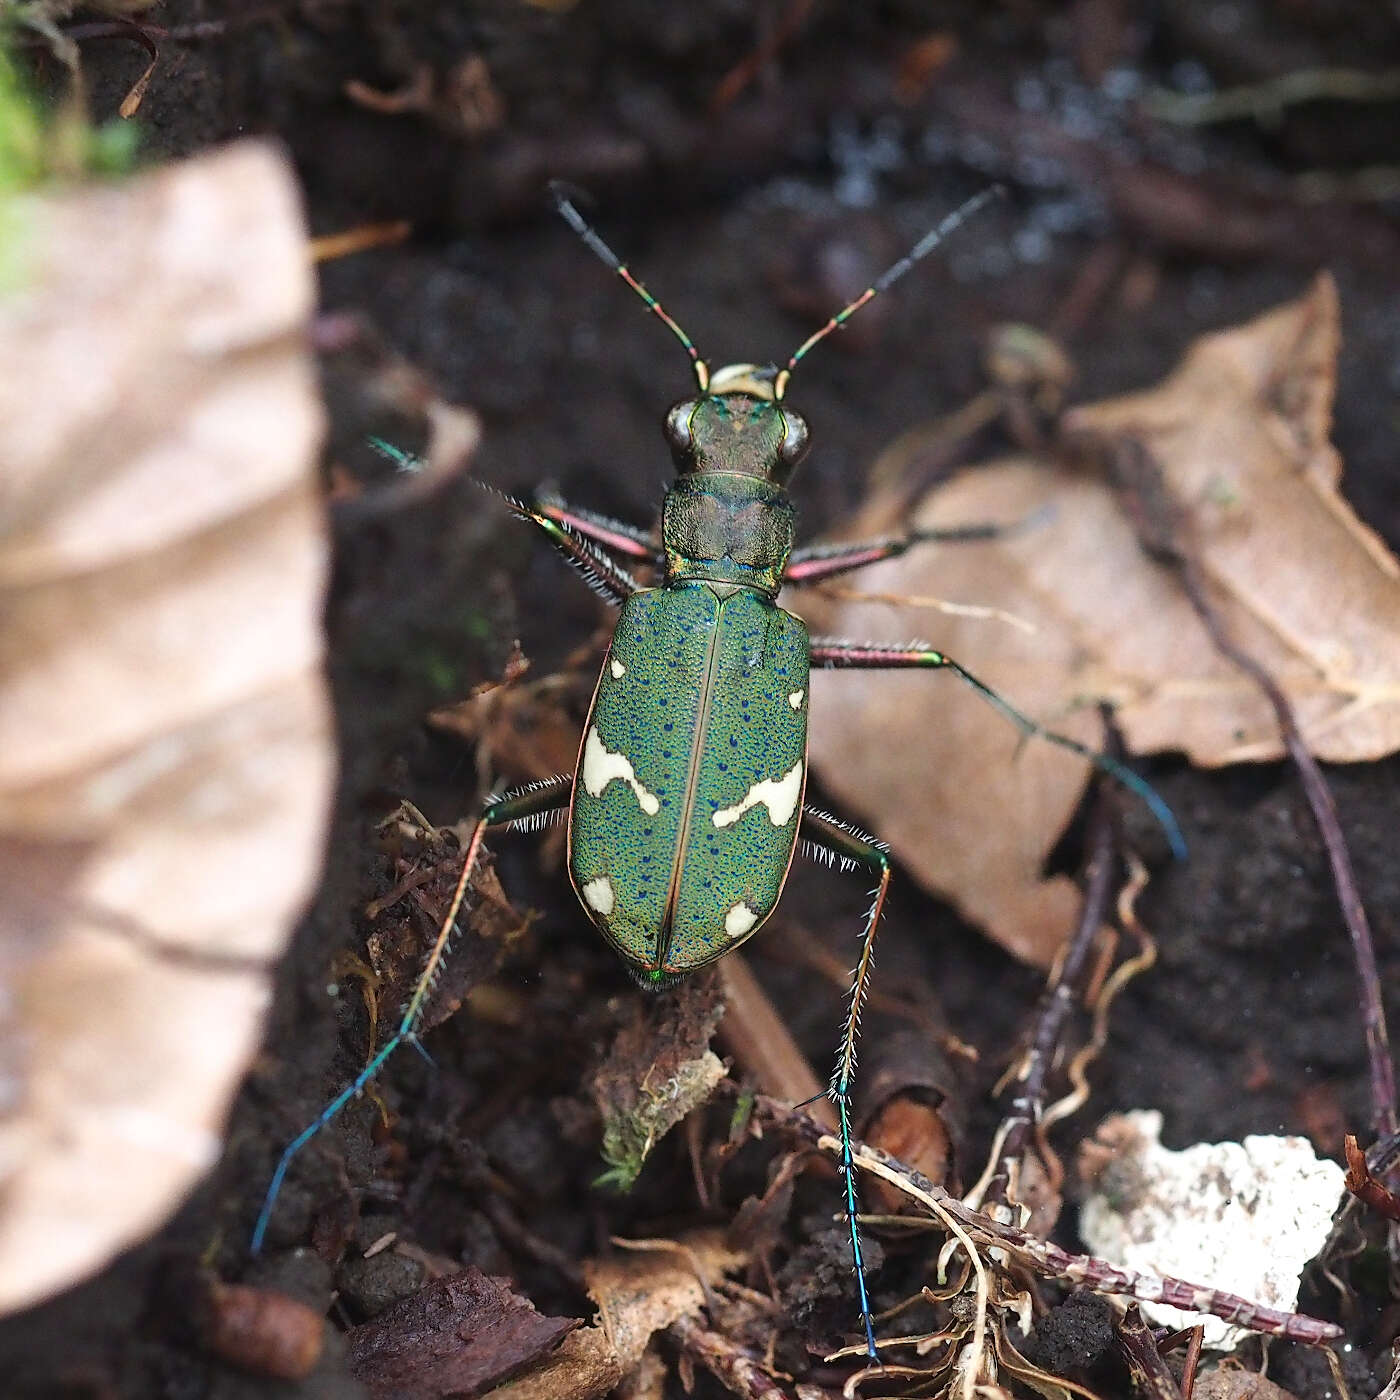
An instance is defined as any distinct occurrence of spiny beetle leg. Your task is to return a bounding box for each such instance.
[809,639,1186,859]
[799,805,895,1363]
[481,483,641,606]
[251,776,574,1255]
[533,493,660,564]
[785,510,1047,588]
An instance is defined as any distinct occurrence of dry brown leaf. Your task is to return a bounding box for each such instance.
[585,1230,745,1372]
[800,275,1400,966]
[482,1230,743,1400]
[1063,273,1400,764]
[0,144,331,1310]
[1192,1369,1301,1400]
[347,1268,578,1400]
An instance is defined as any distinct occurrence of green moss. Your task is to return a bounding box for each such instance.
[0,38,140,291]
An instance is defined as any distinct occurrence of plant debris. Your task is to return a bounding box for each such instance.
[347,1267,577,1400]
[592,974,727,1191]
[802,276,1400,966]
[1078,1110,1345,1349]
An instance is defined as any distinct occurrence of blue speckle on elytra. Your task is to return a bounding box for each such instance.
[717,762,727,771]
[729,736,738,748]
[664,722,673,732]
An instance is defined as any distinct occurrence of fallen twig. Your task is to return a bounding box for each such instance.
[981,728,1120,1211]
[1343,1134,1400,1224]
[1116,1305,1183,1400]
[757,1098,1343,1345]
[1093,436,1396,1141]
[1143,67,1400,127]
[669,1315,791,1400]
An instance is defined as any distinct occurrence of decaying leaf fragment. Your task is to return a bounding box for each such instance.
[348,1268,577,1400]
[0,143,331,1310]
[592,975,726,1190]
[802,275,1400,966]
[483,1230,745,1400]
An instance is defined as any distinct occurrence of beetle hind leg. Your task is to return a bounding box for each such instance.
[799,804,894,1363]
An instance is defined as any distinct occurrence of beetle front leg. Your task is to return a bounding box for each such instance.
[482,485,642,605]
[252,776,574,1254]
[533,492,660,564]
[799,804,894,1362]
[809,640,1184,857]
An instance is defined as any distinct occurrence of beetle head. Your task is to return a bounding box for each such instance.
[663,363,810,485]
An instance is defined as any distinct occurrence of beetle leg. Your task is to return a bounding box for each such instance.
[480,483,642,604]
[799,804,893,1363]
[808,640,1185,858]
[252,776,575,1254]
[784,509,1048,587]
[533,492,660,564]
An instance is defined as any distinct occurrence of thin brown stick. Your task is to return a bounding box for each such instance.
[984,735,1120,1208]
[1182,562,1394,1136]
[1343,1134,1400,1223]
[757,1098,1343,1345]
[669,1316,792,1400]
[1116,1306,1183,1400]
[1179,1326,1205,1400]
[1097,437,1396,1140]
[716,954,833,1129]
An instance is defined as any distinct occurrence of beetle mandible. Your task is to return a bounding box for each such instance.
[253,185,1183,1361]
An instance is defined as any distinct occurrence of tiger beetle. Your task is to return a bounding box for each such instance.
[253,184,1184,1361]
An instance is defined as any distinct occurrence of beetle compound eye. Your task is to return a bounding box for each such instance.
[777,410,810,471]
[664,400,696,464]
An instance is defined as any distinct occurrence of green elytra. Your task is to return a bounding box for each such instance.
[252,186,1184,1364]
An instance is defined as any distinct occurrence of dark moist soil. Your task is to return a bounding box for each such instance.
[6,4,1400,1398]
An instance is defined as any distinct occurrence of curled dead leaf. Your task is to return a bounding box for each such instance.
[0,143,332,1309]
[483,1230,744,1400]
[801,275,1400,965]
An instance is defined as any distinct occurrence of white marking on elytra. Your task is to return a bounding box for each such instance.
[581,727,660,815]
[725,901,758,938]
[712,760,803,829]
[610,658,626,679]
[581,875,615,916]
[788,689,804,709]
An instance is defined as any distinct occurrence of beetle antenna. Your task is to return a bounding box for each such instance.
[774,185,1005,400]
[550,181,711,393]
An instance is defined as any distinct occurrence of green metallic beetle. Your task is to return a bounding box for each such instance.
[253,186,1182,1360]
[569,361,812,981]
